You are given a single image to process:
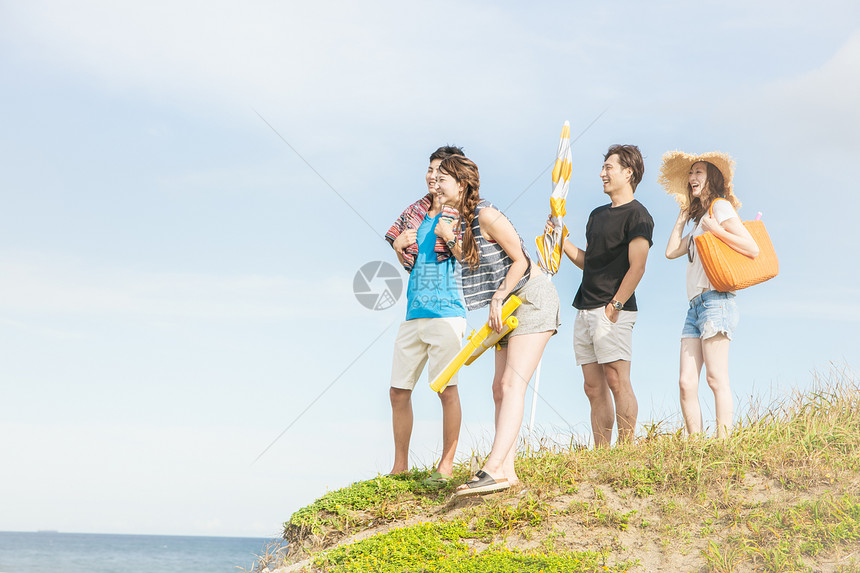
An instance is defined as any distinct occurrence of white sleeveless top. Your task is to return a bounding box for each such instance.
[686,199,739,300]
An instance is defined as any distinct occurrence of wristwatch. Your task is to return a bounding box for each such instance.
[611,299,624,311]
[445,238,456,250]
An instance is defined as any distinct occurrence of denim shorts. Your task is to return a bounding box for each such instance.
[681,290,739,340]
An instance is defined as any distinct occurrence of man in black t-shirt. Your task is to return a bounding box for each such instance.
[553,144,654,447]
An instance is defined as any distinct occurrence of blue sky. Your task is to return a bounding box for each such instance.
[1,0,858,538]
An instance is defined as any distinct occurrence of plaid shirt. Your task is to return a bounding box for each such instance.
[385,193,460,273]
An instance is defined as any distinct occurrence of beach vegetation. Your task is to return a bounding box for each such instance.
[263,366,860,572]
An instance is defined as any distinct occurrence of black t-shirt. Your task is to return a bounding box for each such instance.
[572,199,654,311]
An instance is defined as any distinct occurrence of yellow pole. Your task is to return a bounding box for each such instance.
[429,296,521,393]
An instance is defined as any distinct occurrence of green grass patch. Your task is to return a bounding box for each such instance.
[472,495,553,533]
[313,521,635,573]
[286,472,436,539]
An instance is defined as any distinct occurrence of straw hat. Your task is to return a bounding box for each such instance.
[657,150,739,210]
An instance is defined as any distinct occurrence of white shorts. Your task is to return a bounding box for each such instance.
[390,317,467,390]
[573,307,636,366]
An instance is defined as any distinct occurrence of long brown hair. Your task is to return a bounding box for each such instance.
[686,161,740,222]
[439,155,481,270]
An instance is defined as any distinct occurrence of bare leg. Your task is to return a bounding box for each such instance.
[491,346,508,478]
[582,362,614,447]
[679,338,704,435]
[602,360,637,444]
[702,333,732,438]
[436,385,461,476]
[389,387,413,474]
[462,331,552,487]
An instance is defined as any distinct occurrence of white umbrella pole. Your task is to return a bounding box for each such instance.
[527,272,553,441]
[528,358,542,440]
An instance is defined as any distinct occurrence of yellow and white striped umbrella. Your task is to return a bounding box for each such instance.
[535,121,572,275]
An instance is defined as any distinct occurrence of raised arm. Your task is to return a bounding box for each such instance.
[434,218,463,261]
[545,218,584,269]
[666,209,691,260]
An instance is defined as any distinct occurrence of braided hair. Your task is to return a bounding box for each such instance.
[439,155,481,270]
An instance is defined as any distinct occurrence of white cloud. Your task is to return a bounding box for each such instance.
[0,250,381,321]
[0,316,85,340]
[1,0,541,132]
[720,30,860,154]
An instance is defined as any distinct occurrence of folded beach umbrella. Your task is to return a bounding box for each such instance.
[535,121,572,275]
[529,121,571,438]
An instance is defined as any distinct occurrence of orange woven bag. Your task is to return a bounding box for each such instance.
[694,199,779,292]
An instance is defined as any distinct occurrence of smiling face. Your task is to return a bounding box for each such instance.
[688,161,708,198]
[426,158,442,193]
[600,154,632,195]
[434,168,464,207]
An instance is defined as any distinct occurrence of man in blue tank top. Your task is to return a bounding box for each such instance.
[383,145,467,484]
[555,144,654,448]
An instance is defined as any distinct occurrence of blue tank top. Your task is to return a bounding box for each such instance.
[406,213,466,320]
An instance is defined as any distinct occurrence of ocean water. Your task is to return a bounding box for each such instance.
[0,531,280,573]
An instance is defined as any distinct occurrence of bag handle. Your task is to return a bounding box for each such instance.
[694,198,735,262]
[708,197,732,219]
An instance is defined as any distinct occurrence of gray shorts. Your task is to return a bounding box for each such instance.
[499,273,561,347]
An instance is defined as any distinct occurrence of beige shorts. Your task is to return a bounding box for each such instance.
[390,317,467,390]
[499,273,561,347]
[573,307,637,365]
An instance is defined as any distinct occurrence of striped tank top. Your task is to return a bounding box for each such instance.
[460,200,531,310]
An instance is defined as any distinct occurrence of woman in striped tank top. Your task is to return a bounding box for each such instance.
[435,155,561,496]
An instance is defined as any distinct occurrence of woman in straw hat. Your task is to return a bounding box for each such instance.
[660,152,759,438]
[434,154,560,495]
